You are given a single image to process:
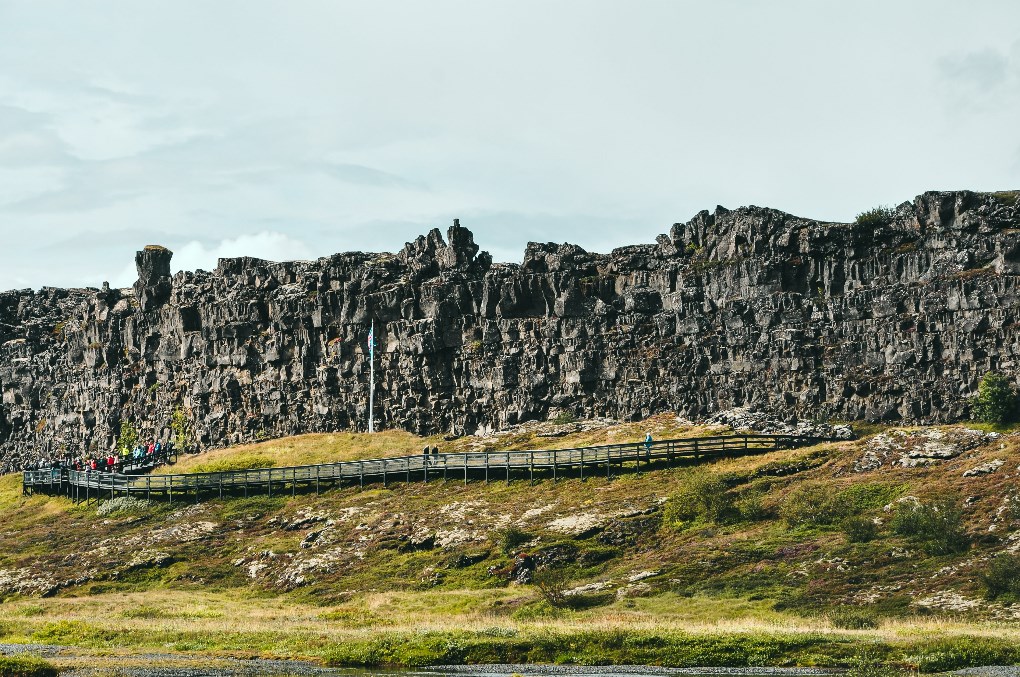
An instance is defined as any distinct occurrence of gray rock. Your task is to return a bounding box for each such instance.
[2,191,1020,470]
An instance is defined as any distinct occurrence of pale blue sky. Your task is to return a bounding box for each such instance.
[1,0,1018,290]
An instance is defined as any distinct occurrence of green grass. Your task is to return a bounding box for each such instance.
[318,628,1020,671]
[0,656,58,677]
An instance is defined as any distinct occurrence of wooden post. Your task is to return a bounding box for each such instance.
[463,454,468,486]
[485,453,489,484]
[423,456,428,484]
[219,476,223,500]
[292,468,297,497]
[360,461,364,490]
[553,450,557,482]
[580,449,584,481]
[383,461,387,488]
[694,438,700,461]
[530,451,534,485]
[506,453,511,485]
[315,466,320,495]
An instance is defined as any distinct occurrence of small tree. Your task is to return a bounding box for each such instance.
[171,407,194,451]
[972,372,1018,425]
[532,566,574,608]
[118,420,139,455]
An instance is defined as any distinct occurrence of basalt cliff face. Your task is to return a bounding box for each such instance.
[2,190,1019,469]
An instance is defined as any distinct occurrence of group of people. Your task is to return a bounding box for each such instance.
[25,439,175,474]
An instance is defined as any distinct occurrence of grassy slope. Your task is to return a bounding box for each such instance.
[0,416,1019,671]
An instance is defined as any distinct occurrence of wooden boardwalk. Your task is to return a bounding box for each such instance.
[22,434,830,505]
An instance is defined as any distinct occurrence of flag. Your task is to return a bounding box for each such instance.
[367,327,374,355]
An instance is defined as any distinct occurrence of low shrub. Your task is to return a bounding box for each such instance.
[531,566,575,608]
[494,526,532,555]
[855,206,895,227]
[832,482,904,514]
[551,411,577,425]
[0,656,58,677]
[736,494,770,522]
[779,483,835,527]
[663,471,734,527]
[782,482,903,529]
[844,653,901,677]
[980,552,1020,600]
[841,516,879,543]
[828,607,879,630]
[891,497,968,555]
[909,636,1019,673]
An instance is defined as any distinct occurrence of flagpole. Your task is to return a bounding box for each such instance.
[368,319,375,434]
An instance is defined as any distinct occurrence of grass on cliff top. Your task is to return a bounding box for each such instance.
[157,413,714,474]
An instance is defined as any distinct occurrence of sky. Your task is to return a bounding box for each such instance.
[1,1,1019,291]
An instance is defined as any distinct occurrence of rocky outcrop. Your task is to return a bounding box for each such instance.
[2,189,1020,470]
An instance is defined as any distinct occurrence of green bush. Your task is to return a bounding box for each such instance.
[779,483,836,527]
[841,516,879,543]
[972,372,1018,425]
[494,526,532,555]
[0,656,58,677]
[782,482,902,529]
[855,206,895,227]
[909,636,1018,673]
[980,553,1020,600]
[891,498,969,555]
[171,406,194,450]
[831,482,904,514]
[118,419,139,455]
[663,472,734,527]
[828,608,879,629]
[531,566,575,608]
[844,653,901,677]
[552,411,577,425]
[736,494,770,522]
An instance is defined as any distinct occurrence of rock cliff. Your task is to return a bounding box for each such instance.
[2,191,1019,469]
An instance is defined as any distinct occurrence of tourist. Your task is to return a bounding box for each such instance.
[644,432,653,459]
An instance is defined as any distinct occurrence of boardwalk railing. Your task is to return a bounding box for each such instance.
[22,434,830,505]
